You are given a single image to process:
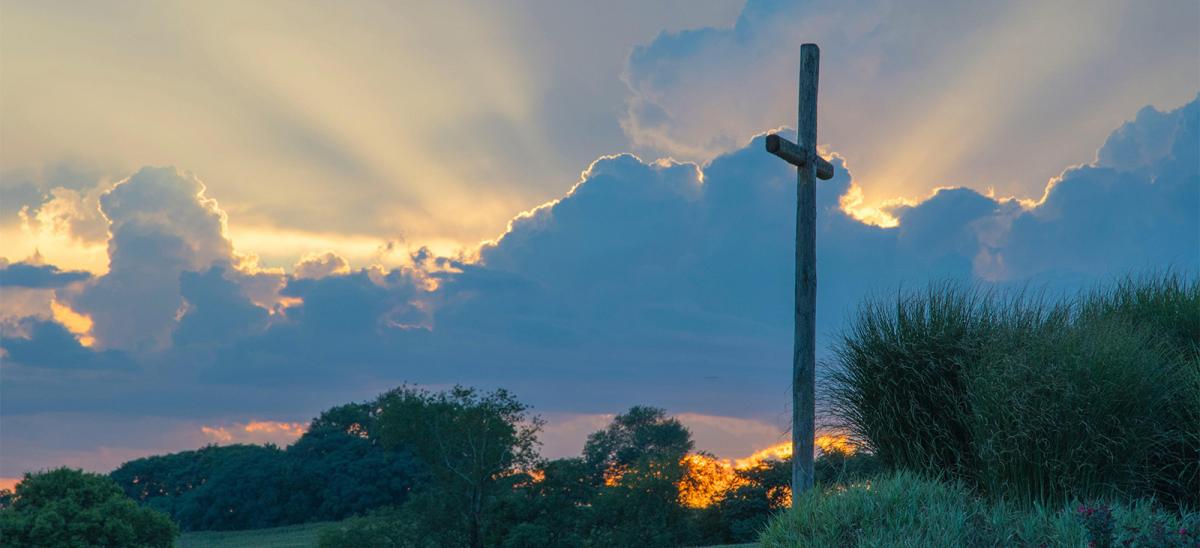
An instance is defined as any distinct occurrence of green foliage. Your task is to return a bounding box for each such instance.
[110,402,424,531]
[579,406,699,547]
[0,467,178,548]
[712,459,791,543]
[375,385,543,548]
[586,464,699,547]
[485,458,594,548]
[582,406,694,482]
[828,273,1200,506]
[707,450,882,544]
[111,444,307,530]
[760,472,1200,547]
[289,403,427,520]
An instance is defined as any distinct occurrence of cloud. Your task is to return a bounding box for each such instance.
[0,319,128,369]
[19,186,111,244]
[0,94,1196,481]
[293,251,351,279]
[199,420,307,446]
[0,261,92,288]
[69,167,247,352]
[173,265,271,347]
[621,0,1200,208]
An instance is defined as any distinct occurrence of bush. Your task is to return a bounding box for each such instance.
[0,468,178,547]
[827,274,1199,506]
[760,472,1200,547]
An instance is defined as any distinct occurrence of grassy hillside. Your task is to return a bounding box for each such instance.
[177,522,329,548]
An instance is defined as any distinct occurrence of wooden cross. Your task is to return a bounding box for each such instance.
[765,43,834,504]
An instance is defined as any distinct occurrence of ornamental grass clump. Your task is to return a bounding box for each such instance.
[826,273,1199,507]
[759,473,1200,547]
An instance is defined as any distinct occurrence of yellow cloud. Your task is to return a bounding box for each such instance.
[50,299,95,347]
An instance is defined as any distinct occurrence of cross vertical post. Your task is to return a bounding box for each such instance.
[765,42,832,506]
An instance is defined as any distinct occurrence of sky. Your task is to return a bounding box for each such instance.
[1,0,1198,485]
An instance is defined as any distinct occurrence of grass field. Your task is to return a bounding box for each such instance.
[177,522,330,547]
[176,521,758,548]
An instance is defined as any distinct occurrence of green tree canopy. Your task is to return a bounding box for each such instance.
[582,405,693,482]
[0,467,178,548]
[110,402,425,531]
[375,385,542,548]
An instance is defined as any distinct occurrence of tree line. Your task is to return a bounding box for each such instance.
[1,384,877,547]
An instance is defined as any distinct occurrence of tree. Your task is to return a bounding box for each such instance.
[111,402,426,531]
[376,386,542,548]
[111,444,307,531]
[289,403,426,521]
[0,467,178,547]
[485,458,595,547]
[582,405,693,483]
[582,406,699,547]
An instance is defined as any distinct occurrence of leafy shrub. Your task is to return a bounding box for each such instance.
[760,472,1200,547]
[0,468,178,547]
[827,274,1199,506]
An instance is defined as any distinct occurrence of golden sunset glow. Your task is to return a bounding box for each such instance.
[732,441,793,470]
[676,435,858,508]
[838,185,902,228]
[678,453,744,508]
[50,299,95,347]
[200,421,308,446]
[815,435,855,455]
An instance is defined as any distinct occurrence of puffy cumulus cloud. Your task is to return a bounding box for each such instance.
[18,186,111,244]
[1,95,1196,479]
[621,0,1200,207]
[431,96,1198,414]
[69,167,251,351]
[0,162,116,226]
[192,266,429,384]
[293,251,351,279]
[978,97,1199,281]
[173,265,271,347]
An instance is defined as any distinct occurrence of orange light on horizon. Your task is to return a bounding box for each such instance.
[676,434,857,508]
[678,453,743,508]
[733,441,793,470]
[0,477,21,492]
[200,420,308,446]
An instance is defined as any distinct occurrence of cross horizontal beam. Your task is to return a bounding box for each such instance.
[765,134,834,180]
